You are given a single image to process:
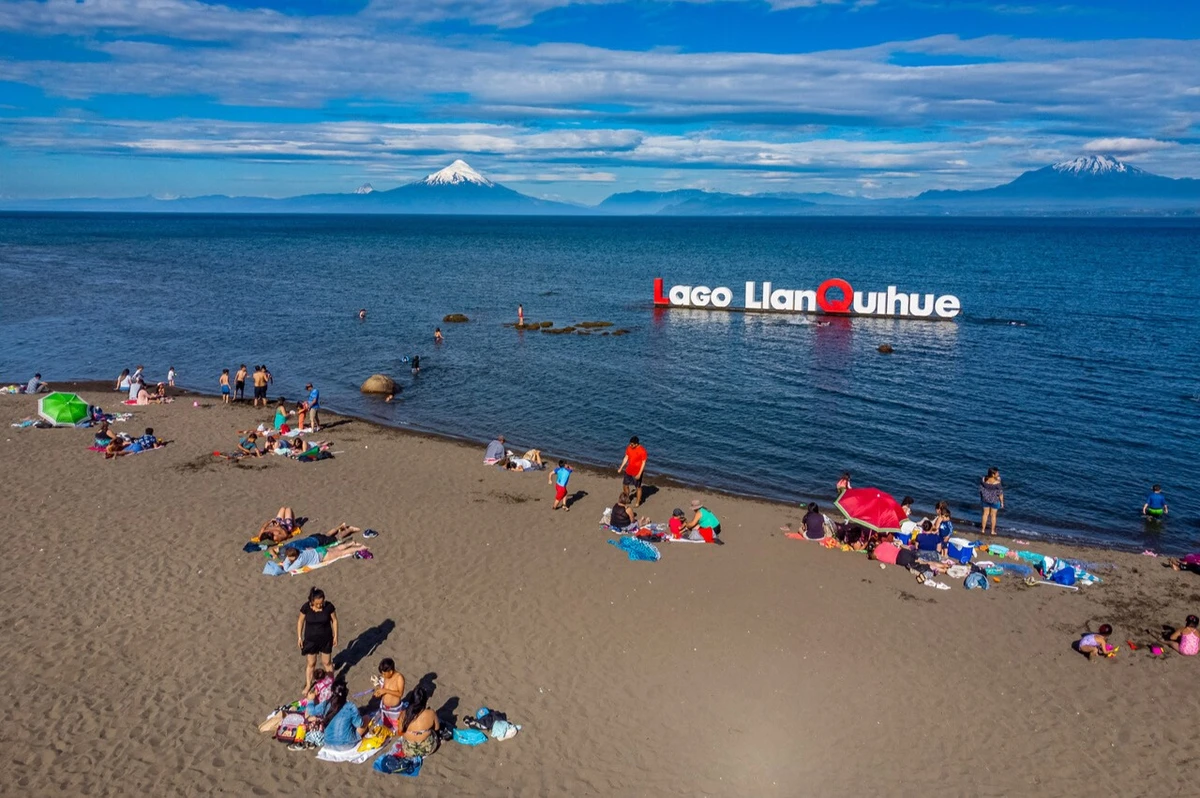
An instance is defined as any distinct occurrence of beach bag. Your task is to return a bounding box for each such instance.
[1052,567,1077,586]
[964,572,989,590]
[258,709,284,734]
[273,712,307,743]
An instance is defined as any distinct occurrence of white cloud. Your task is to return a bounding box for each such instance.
[2,3,1200,196]
[1082,137,1176,155]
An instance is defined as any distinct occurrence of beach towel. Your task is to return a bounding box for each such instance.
[315,744,380,764]
[453,728,488,746]
[373,750,423,777]
[244,523,304,551]
[995,562,1033,577]
[607,537,660,562]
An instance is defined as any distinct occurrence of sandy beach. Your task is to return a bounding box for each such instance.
[3,384,1199,797]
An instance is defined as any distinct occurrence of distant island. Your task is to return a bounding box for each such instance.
[4,155,1198,216]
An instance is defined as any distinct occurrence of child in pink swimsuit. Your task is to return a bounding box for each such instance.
[1167,615,1200,656]
[1078,624,1117,659]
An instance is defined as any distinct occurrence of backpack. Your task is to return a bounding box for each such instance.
[964,572,989,590]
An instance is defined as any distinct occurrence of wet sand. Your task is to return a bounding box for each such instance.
[3,385,1199,797]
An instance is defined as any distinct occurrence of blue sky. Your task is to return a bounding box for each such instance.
[1,0,1198,202]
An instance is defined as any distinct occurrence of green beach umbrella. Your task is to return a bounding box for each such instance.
[38,392,91,427]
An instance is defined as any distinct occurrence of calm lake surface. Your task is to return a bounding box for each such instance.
[3,213,1198,551]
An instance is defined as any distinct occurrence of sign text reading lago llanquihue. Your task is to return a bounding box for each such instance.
[653,277,961,320]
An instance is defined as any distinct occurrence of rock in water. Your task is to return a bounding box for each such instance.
[877,344,894,354]
[361,374,396,394]
[443,313,470,323]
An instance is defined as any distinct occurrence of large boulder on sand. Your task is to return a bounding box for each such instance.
[360,374,396,394]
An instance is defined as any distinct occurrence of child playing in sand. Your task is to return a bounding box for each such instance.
[219,369,231,404]
[1166,615,1200,657]
[1078,624,1118,659]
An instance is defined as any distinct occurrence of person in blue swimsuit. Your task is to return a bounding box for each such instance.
[1142,485,1168,519]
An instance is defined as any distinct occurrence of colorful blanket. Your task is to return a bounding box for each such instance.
[607,537,661,562]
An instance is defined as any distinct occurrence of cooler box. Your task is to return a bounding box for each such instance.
[947,537,974,564]
[895,531,913,545]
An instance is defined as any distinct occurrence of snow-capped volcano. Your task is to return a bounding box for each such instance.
[353,183,375,194]
[1051,155,1144,176]
[421,160,494,187]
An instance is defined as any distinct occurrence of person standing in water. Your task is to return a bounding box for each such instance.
[1143,485,1169,519]
[410,355,420,376]
[979,467,1005,536]
[434,327,443,343]
[517,304,524,326]
[167,366,176,387]
[252,365,269,408]
[358,308,367,320]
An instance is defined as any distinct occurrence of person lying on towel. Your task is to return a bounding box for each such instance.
[105,427,165,458]
[260,523,360,552]
[262,542,368,576]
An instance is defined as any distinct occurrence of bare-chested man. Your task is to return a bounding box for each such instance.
[374,658,406,730]
[252,366,270,408]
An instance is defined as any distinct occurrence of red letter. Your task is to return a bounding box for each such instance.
[816,278,853,314]
[653,277,669,306]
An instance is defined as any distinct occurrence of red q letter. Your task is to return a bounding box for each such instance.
[816,278,854,314]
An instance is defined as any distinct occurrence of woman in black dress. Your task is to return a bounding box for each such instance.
[297,587,338,692]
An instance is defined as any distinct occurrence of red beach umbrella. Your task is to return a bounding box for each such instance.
[834,487,905,534]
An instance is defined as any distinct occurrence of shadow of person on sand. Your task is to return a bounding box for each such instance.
[566,490,588,509]
[639,485,660,503]
[435,695,460,731]
[334,619,395,680]
[318,419,355,431]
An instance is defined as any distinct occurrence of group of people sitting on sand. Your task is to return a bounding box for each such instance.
[236,428,331,460]
[606,491,725,544]
[788,495,961,573]
[115,366,172,405]
[278,649,443,760]
[483,435,545,471]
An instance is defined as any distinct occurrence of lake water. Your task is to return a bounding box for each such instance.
[2,213,1198,552]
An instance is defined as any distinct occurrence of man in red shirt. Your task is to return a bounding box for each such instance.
[617,435,648,507]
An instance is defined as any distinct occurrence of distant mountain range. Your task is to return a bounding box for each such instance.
[4,155,1199,216]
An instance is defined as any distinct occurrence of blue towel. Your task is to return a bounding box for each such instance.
[453,728,488,746]
[607,537,661,562]
[996,562,1033,577]
[373,754,423,777]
